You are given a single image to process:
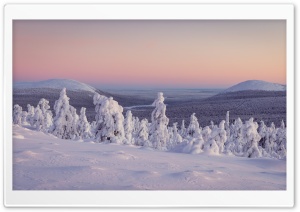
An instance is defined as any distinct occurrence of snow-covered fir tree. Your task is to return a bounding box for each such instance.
[258,120,268,148]
[276,120,286,159]
[179,120,187,138]
[13,104,23,125]
[31,105,44,131]
[225,117,244,155]
[149,92,169,150]
[135,118,149,146]
[124,110,134,145]
[21,111,28,125]
[50,88,76,139]
[201,126,212,143]
[69,106,79,139]
[167,122,183,149]
[93,93,125,143]
[37,98,53,131]
[204,120,227,154]
[186,113,201,138]
[225,111,230,141]
[242,118,262,158]
[77,107,92,139]
[209,121,215,130]
[27,104,35,125]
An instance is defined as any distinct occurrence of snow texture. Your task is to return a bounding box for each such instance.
[13,125,286,190]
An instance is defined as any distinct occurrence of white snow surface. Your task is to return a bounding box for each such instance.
[222,80,286,93]
[13,125,286,190]
[14,79,96,93]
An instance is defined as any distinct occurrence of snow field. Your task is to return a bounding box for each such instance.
[13,125,286,190]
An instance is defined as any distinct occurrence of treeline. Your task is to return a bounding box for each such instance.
[13,88,286,159]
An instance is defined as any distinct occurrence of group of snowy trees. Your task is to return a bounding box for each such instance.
[13,88,286,159]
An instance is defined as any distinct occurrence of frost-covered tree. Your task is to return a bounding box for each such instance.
[27,104,35,125]
[259,122,277,157]
[204,120,227,154]
[225,118,244,155]
[201,126,211,143]
[124,110,134,145]
[167,122,183,149]
[149,92,169,150]
[37,98,53,130]
[242,118,262,158]
[69,106,79,139]
[276,120,286,159]
[31,105,44,131]
[21,111,28,125]
[179,120,187,138]
[50,88,76,139]
[186,113,201,138]
[13,104,23,125]
[77,107,92,139]
[136,118,150,146]
[209,121,215,130]
[258,120,268,148]
[182,136,205,154]
[93,94,125,143]
[225,111,230,140]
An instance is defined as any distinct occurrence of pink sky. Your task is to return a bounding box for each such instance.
[13,20,286,88]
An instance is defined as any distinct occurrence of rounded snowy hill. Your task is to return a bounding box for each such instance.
[14,79,96,93]
[222,80,286,93]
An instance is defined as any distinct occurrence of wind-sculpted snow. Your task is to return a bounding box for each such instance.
[13,125,286,190]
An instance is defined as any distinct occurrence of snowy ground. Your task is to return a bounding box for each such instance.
[13,125,286,190]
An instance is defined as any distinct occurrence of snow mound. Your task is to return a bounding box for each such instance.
[14,79,96,93]
[222,80,286,93]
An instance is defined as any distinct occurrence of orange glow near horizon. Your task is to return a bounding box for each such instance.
[13,20,286,88]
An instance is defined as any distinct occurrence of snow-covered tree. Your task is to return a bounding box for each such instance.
[182,136,205,154]
[77,107,92,139]
[258,120,268,148]
[186,113,201,138]
[93,94,125,143]
[69,106,79,139]
[204,120,227,154]
[37,98,53,130]
[149,92,169,150]
[209,121,215,130]
[21,111,28,125]
[167,122,183,149]
[276,120,286,159]
[50,88,76,139]
[13,104,23,125]
[124,110,134,145]
[225,111,230,140]
[259,122,277,157]
[242,118,262,158]
[201,126,211,143]
[135,118,149,146]
[225,117,244,155]
[31,105,44,131]
[27,104,35,125]
[179,120,187,138]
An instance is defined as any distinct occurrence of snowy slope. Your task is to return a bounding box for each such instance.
[222,80,286,93]
[14,79,96,93]
[13,125,286,190]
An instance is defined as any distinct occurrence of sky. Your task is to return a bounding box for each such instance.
[13,20,286,89]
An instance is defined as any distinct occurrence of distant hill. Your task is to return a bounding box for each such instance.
[14,79,97,93]
[222,80,286,93]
